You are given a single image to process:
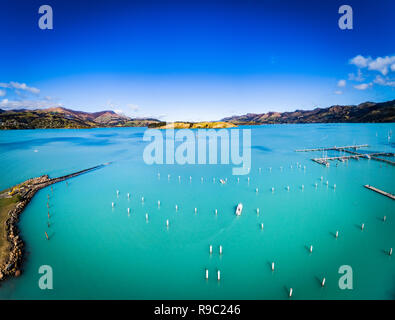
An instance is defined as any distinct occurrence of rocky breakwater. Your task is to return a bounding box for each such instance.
[0,175,52,281]
[0,163,108,282]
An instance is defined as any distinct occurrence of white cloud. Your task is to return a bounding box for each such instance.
[0,81,40,94]
[337,79,346,87]
[373,75,386,85]
[348,69,364,82]
[353,83,372,90]
[334,90,343,95]
[0,98,63,110]
[368,56,395,75]
[349,55,395,75]
[373,75,395,87]
[0,89,5,97]
[350,55,371,68]
[114,109,124,115]
[127,103,139,112]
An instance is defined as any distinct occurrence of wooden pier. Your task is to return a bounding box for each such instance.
[295,145,369,152]
[369,155,395,165]
[364,185,395,200]
[342,149,395,165]
[296,144,395,167]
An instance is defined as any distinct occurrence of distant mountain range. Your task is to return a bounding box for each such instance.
[0,107,161,129]
[0,100,394,129]
[221,100,395,124]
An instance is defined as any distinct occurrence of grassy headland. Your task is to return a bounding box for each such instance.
[153,121,237,129]
[0,190,20,267]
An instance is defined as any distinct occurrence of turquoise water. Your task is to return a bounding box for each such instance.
[0,124,394,300]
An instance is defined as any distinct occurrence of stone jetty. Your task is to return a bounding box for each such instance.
[0,163,110,282]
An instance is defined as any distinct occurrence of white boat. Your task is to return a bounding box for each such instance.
[235,203,243,216]
[219,179,226,184]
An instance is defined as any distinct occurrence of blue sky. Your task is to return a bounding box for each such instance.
[0,0,394,121]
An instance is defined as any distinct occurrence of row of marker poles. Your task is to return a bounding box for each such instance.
[209,245,223,255]
[204,269,221,281]
[207,244,222,280]
[45,193,51,240]
[112,190,392,255]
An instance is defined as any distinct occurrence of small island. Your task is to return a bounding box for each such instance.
[152,121,237,129]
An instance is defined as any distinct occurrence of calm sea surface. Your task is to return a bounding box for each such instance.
[0,124,394,299]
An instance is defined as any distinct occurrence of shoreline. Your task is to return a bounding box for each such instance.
[0,121,394,131]
[0,164,109,282]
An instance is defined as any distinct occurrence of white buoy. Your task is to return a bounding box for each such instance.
[201,177,203,182]
[309,245,313,253]
[361,223,364,231]
[195,207,197,213]
[219,245,223,255]
[326,181,329,186]
[271,262,274,271]
[175,204,178,211]
[127,193,130,199]
[190,176,192,181]
[209,245,213,254]
[287,186,290,191]
[111,202,114,208]
[168,174,170,179]
[217,270,221,281]
[178,176,181,182]
[127,208,130,214]
[289,288,293,297]
[271,187,274,192]
[141,197,144,202]
[335,230,339,238]
[321,277,326,287]
[256,188,259,193]
[315,182,318,188]
[158,200,160,207]
[166,219,169,227]
[248,177,250,182]
[215,209,218,215]
[389,248,393,256]
[237,177,240,183]
[321,176,323,181]
[116,190,119,197]
[257,208,260,214]
[146,213,149,221]
[334,184,336,189]
[205,269,209,280]
[261,223,264,229]
[383,216,387,222]
[301,184,304,190]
